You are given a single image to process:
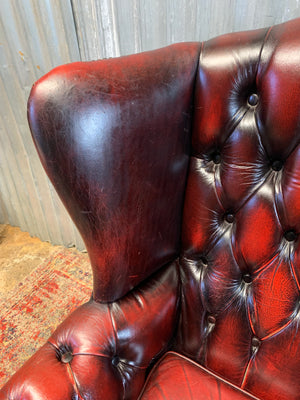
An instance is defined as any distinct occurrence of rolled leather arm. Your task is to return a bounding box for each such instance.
[0,262,179,400]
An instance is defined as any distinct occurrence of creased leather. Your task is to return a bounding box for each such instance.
[139,352,260,400]
[2,17,300,400]
[27,43,200,303]
[0,263,179,400]
[177,18,300,400]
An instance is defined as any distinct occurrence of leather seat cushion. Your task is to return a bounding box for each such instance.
[139,352,260,399]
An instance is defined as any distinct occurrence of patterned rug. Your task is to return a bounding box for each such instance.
[0,247,92,388]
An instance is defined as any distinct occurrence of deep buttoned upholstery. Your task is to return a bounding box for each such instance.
[1,18,300,400]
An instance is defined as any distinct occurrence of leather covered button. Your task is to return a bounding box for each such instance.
[224,213,234,223]
[251,337,261,354]
[243,274,252,284]
[61,351,73,364]
[112,355,120,367]
[208,315,216,324]
[284,230,297,242]
[271,160,283,171]
[200,256,208,266]
[252,337,260,348]
[247,93,259,106]
[211,151,221,164]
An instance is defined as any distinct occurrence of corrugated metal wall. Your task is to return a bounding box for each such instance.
[0,0,85,249]
[1,0,300,250]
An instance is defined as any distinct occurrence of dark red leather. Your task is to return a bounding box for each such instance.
[27,42,200,302]
[0,263,179,399]
[2,17,300,400]
[139,352,260,399]
[176,18,300,400]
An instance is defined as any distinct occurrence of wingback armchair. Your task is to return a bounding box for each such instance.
[2,17,300,400]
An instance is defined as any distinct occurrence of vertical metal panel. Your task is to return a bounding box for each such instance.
[0,0,85,250]
[1,0,300,250]
[73,0,300,61]
[71,0,121,60]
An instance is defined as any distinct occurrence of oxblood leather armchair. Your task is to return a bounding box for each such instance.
[2,17,300,400]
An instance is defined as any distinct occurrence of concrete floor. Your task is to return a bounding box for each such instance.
[0,224,71,297]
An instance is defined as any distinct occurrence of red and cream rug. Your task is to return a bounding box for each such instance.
[0,247,92,387]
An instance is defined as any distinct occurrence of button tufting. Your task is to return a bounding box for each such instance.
[112,355,120,367]
[252,337,261,348]
[243,274,252,284]
[271,160,283,171]
[284,230,297,242]
[200,256,208,266]
[211,151,221,164]
[224,213,234,223]
[208,315,216,324]
[247,93,259,106]
[61,351,73,364]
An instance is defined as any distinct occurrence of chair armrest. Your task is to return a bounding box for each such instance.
[0,262,179,400]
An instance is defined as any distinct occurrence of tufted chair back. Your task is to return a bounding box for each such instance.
[2,17,300,400]
[175,17,300,399]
